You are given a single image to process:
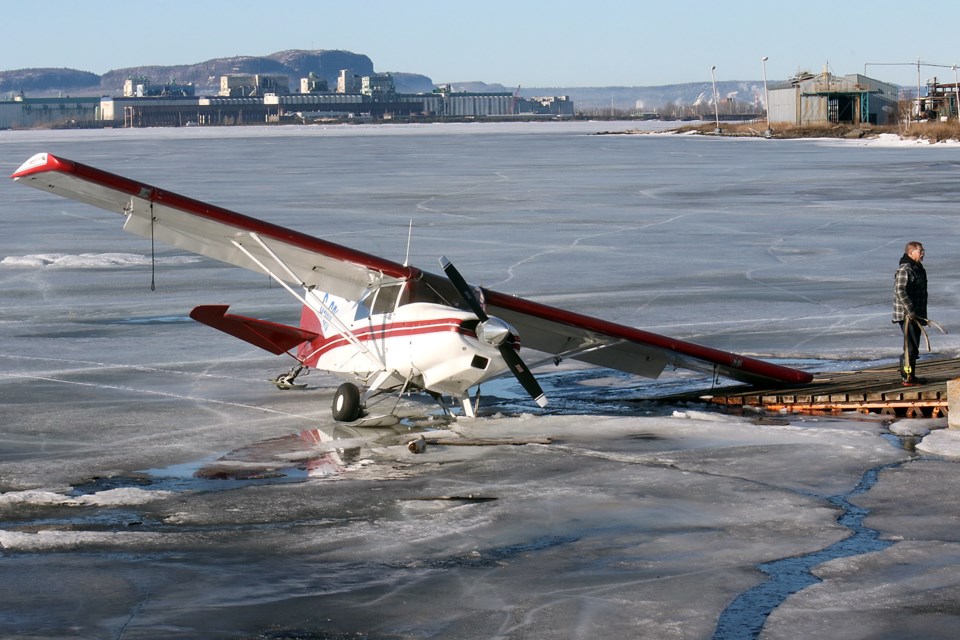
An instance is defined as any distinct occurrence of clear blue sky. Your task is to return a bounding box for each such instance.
[2,0,958,89]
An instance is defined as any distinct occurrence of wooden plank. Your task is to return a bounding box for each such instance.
[656,356,959,418]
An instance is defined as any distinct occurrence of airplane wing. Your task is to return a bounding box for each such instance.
[11,152,812,387]
[484,288,810,385]
[10,153,416,301]
[414,270,812,386]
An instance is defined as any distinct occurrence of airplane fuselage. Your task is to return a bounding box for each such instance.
[298,302,512,398]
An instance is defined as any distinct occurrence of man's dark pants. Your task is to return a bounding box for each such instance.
[898,320,922,380]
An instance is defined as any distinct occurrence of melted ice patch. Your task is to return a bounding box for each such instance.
[0,529,166,551]
[0,487,173,510]
[917,428,960,458]
[671,409,742,423]
[0,487,175,551]
[0,253,201,268]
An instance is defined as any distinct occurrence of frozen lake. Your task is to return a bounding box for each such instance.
[3,122,960,638]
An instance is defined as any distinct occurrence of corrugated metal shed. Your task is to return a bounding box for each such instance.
[0,97,100,129]
[768,71,899,126]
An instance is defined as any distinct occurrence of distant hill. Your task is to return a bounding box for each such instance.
[0,49,435,97]
[0,68,101,94]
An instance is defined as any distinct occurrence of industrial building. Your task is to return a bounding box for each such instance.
[219,74,290,97]
[0,94,101,129]
[105,96,279,127]
[915,78,960,120]
[767,70,899,126]
[337,70,362,94]
[98,72,573,126]
[362,74,396,100]
[123,76,195,97]
[526,95,575,116]
[0,68,573,128]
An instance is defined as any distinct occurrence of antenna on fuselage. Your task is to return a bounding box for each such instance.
[403,219,413,266]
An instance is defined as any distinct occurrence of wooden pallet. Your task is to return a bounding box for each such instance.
[661,357,959,418]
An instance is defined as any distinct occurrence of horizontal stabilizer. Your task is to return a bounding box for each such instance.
[190,305,319,355]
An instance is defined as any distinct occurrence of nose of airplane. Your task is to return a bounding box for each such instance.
[477,316,512,347]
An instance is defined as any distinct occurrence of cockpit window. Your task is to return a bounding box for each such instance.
[356,283,407,319]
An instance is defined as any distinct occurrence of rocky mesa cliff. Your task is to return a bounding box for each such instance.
[0,49,435,96]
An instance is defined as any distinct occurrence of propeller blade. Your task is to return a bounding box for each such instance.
[499,342,548,408]
[439,256,488,321]
[439,255,547,408]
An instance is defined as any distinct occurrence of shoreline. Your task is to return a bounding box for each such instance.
[614,120,960,144]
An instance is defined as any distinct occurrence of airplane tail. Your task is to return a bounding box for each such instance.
[192,292,351,367]
[296,305,327,366]
[299,304,325,339]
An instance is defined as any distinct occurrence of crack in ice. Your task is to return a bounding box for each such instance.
[711,462,901,639]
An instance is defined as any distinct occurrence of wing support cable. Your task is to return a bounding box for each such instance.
[229,233,384,371]
[122,195,160,292]
[149,201,156,291]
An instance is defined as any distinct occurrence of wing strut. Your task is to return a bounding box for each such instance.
[230,233,384,371]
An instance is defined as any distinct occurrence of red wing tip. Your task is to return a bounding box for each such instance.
[11,152,66,179]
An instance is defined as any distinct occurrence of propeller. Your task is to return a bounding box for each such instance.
[439,256,548,408]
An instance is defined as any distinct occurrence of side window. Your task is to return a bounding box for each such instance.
[354,288,374,321]
[371,283,402,315]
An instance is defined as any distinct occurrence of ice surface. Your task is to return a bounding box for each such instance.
[2,122,960,638]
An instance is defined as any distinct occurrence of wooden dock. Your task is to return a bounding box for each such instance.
[662,357,960,418]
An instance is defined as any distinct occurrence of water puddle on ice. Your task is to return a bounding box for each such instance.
[141,454,310,492]
[711,463,900,639]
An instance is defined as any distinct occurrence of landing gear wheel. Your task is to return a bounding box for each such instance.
[332,382,362,422]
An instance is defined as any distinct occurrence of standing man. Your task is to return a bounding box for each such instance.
[893,241,928,385]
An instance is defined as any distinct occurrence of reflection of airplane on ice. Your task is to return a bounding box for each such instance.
[12,153,813,423]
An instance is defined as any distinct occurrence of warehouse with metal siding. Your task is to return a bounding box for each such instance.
[0,97,101,129]
[768,71,899,126]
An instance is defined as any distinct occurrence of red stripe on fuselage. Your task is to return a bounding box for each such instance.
[298,317,478,364]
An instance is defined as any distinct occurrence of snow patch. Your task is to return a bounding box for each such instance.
[671,409,740,422]
[0,490,74,508]
[0,529,165,551]
[0,253,201,268]
[74,487,175,506]
[916,429,960,458]
[858,133,960,148]
[0,487,173,511]
[889,419,936,437]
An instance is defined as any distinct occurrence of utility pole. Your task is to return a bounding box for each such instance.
[711,65,721,134]
[762,56,772,137]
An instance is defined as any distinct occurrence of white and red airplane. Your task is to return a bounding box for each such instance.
[11,152,813,422]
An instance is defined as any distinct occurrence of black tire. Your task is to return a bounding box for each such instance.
[332,382,362,422]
